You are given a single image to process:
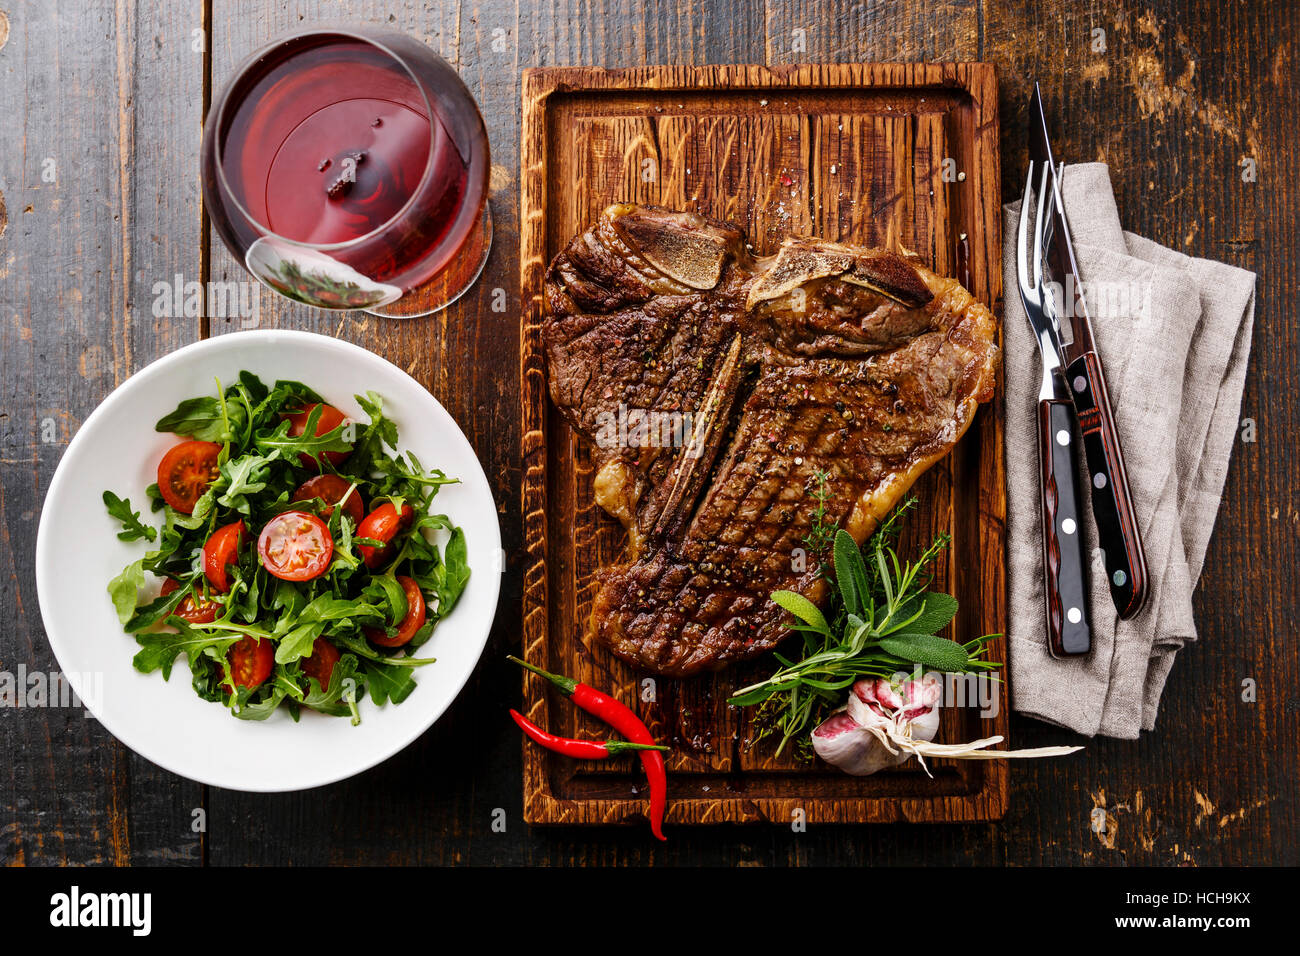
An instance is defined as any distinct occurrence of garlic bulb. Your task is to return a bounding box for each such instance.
[812,674,1083,776]
[810,711,901,776]
[812,676,942,776]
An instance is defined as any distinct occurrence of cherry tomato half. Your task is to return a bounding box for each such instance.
[257,510,334,581]
[157,440,221,514]
[300,637,341,689]
[364,575,426,648]
[159,577,220,625]
[355,501,415,570]
[292,474,364,527]
[225,635,274,690]
[285,403,350,469]
[202,520,246,594]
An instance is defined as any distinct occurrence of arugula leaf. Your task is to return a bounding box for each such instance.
[169,487,217,530]
[155,395,227,440]
[370,574,409,625]
[254,411,351,464]
[216,452,272,514]
[156,386,249,444]
[133,621,238,680]
[273,594,384,664]
[107,559,145,626]
[330,631,436,668]
[103,491,157,542]
[350,390,399,465]
[437,527,471,613]
[301,654,361,720]
[231,686,288,721]
[189,649,227,702]
[238,370,269,404]
[362,658,418,706]
[122,575,195,632]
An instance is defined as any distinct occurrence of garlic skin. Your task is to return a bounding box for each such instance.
[812,676,942,776]
[810,710,901,776]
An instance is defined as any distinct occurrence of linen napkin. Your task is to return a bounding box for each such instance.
[1002,163,1256,739]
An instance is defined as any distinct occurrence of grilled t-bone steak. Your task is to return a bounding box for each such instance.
[543,204,998,677]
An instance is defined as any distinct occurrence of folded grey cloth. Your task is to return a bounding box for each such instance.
[1002,163,1256,739]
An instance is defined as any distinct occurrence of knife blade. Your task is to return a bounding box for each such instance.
[1028,83,1150,619]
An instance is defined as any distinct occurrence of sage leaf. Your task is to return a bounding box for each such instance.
[878,632,970,672]
[770,590,831,635]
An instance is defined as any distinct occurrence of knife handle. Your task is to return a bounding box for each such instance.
[1064,351,1150,619]
[1037,396,1091,656]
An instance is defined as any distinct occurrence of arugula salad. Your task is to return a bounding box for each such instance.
[103,372,470,724]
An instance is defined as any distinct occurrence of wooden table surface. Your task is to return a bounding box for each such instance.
[1,0,1295,866]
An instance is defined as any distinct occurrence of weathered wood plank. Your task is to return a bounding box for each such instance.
[0,0,206,865]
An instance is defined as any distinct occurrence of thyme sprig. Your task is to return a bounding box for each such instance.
[801,467,835,574]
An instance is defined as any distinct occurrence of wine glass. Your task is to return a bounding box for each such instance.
[201,27,491,317]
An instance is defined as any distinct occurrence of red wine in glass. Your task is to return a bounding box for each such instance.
[202,29,491,316]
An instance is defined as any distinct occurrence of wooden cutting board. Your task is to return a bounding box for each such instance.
[519,63,1007,825]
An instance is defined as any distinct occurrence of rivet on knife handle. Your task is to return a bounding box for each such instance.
[1065,351,1149,618]
[1037,397,1091,656]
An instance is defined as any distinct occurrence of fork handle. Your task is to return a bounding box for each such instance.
[1037,396,1091,656]
[1065,351,1150,619]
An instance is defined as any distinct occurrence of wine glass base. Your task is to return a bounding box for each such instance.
[364,203,494,319]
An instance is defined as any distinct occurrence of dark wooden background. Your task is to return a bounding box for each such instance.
[1,0,1294,866]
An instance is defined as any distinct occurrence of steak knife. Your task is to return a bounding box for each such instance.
[1029,83,1150,619]
[1017,163,1091,657]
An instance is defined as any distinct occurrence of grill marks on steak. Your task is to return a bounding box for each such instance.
[543,204,998,676]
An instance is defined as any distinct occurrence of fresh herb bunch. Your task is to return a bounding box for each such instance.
[728,496,999,756]
[104,371,470,724]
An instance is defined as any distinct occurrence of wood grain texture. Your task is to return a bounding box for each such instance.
[0,0,1295,866]
[520,62,1008,826]
[0,0,206,865]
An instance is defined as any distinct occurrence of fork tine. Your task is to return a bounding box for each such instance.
[1017,163,1035,301]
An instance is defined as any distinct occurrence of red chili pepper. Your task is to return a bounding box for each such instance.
[509,656,669,841]
[510,709,669,759]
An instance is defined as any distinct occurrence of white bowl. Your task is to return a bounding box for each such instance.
[35,329,502,792]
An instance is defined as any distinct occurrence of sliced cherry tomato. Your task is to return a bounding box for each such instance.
[202,520,246,594]
[300,637,341,689]
[285,403,350,469]
[257,510,334,581]
[159,577,220,625]
[225,635,274,690]
[157,440,221,514]
[292,474,364,526]
[364,575,426,648]
[355,501,415,569]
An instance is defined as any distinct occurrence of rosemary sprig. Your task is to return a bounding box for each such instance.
[729,495,1000,756]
